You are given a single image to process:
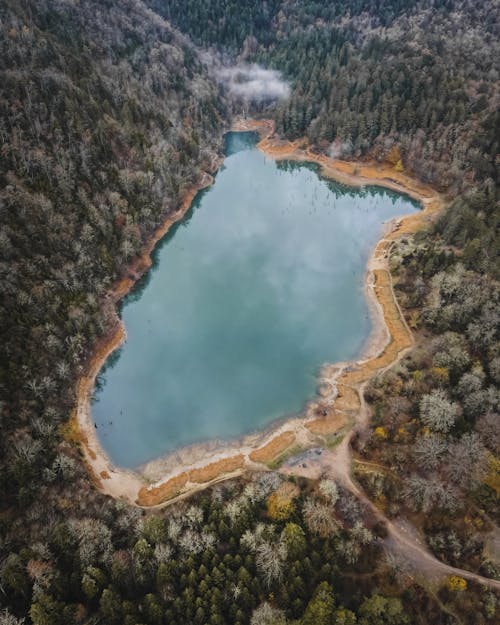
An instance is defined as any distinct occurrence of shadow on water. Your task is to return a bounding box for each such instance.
[122,194,202,308]
[223,130,259,155]
[95,130,262,390]
[276,159,419,207]
[121,131,260,310]
[93,195,205,393]
[94,346,123,396]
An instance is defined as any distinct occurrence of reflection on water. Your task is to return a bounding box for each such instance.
[93,131,418,468]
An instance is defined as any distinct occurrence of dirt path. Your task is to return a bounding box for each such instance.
[281,443,500,591]
[332,315,500,589]
[282,358,500,592]
[247,121,499,591]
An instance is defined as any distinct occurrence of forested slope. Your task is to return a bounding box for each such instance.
[0,1,499,624]
[154,0,498,184]
[0,2,226,620]
[153,0,499,275]
[0,0,224,461]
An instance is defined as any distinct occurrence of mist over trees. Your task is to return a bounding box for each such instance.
[155,0,499,275]
[152,1,498,185]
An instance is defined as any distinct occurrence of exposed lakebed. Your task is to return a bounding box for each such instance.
[92,132,418,468]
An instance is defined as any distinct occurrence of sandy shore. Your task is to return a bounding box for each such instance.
[74,118,445,507]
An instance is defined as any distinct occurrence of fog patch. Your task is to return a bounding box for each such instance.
[217,64,290,103]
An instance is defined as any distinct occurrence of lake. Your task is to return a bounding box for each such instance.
[92,131,418,468]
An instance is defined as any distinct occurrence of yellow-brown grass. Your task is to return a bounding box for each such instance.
[188,454,245,484]
[249,431,297,463]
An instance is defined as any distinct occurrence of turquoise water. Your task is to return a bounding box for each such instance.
[92,132,418,468]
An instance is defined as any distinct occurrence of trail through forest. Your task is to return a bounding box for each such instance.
[280,250,500,591]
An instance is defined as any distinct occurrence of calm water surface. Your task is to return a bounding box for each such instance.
[93,132,418,468]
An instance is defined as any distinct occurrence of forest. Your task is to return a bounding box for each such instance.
[0,0,498,623]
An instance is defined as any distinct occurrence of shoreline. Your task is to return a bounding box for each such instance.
[72,167,222,503]
[74,118,445,507]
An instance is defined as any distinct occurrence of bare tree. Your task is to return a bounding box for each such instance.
[251,602,287,625]
[70,519,112,567]
[414,434,447,470]
[403,474,459,513]
[475,412,500,454]
[0,610,25,625]
[302,499,339,538]
[447,433,487,489]
[255,540,287,588]
[318,479,339,505]
[419,389,459,433]
[153,543,172,565]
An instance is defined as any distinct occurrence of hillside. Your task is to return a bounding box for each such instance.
[0,1,499,624]
[152,0,498,182]
[153,0,499,275]
[0,0,225,431]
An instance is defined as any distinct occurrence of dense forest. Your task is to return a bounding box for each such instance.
[154,0,499,275]
[1,0,499,623]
